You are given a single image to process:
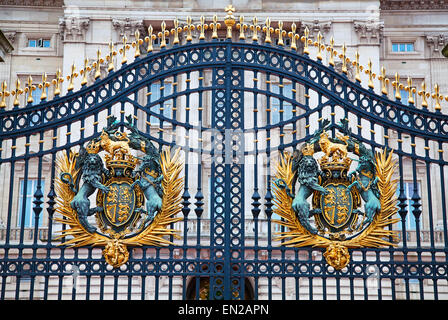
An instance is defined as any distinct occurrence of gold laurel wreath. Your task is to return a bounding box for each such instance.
[272,148,400,268]
[54,148,183,266]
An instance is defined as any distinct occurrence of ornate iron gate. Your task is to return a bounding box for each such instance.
[1,7,448,300]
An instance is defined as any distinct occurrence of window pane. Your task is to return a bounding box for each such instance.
[399,44,405,52]
[28,40,36,47]
[43,40,50,48]
[406,43,414,52]
[392,44,398,52]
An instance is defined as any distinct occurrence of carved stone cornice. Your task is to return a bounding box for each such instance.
[301,20,332,40]
[112,18,144,39]
[380,0,448,10]
[58,17,90,42]
[354,20,384,44]
[3,31,16,44]
[425,34,448,58]
[0,0,63,6]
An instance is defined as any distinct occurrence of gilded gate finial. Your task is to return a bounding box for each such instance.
[120,36,130,64]
[39,72,51,99]
[224,5,236,39]
[52,68,63,96]
[288,22,299,51]
[132,30,143,58]
[26,75,35,104]
[171,18,182,44]
[263,18,274,44]
[315,31,323,60]
[184,17,195,42]
[301,26,310,55]
[158,21,170,48]
[276,21,286,46]
[66,64,77,92]
[418,81,429,108]
[339,43,348,74]
[80,58,91,86]
[145,26,157,52]
[353,51,361,82]
[12,78,23,107]
[392,72,402,101]
[0,81,9,108]
[106,42,117,72]
[94,49,104,79]
[432,83,442,111]
[378,66,389,95]
[237,16,248,40]
[197,16,208,40]
[328,37,335,67]
[405,77,416,105]
[365,59,374,89]
[250,17,261,42]
[209,15,221,39]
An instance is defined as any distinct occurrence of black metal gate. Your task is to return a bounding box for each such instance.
[1,9,448,300]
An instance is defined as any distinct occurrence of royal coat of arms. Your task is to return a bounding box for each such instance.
[54,115,183,268]
[273,119,399,270]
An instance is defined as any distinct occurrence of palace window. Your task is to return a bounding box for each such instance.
[270,83,294,124]
[148,82,173,125]
[17,179,45,228]
[392,42,414,52]
[28,38,51,48]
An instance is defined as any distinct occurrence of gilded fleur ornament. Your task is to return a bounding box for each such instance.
[272,119,399,270]
[55,115,184,268]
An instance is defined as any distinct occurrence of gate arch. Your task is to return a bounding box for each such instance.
[0,7,447,300]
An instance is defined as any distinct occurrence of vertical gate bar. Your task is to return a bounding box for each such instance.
[265,71,273,300]
[251,70,260,300]
[437,141,448,248]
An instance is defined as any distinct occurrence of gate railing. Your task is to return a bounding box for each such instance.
[0,6,447,300]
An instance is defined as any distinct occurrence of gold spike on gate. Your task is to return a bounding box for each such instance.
[250,17,261,42]
[39,72,50,100]
[197,16,208,40]
[418,81,429,108]
[158,21,170,48]
[0,81,9,108]
[339,43,348,74]
[12,78,23,107]
[315,31,323,61]
[276,21,286,46]
[120,36,130,64]
[209,15,221,39]
[365,59,375,89]
[405,77,416,105]
[327,37,335,67]
[132,30,143,58]
[171,18,182,45]
[301,26,310,55]
[378,67,389,95]
[263,18,274,44]
[52,68,63,97]
[25,75,36,104]
[237,16,248,40]
[106,42,117,73]
[432,83,442,111]
[94,49,104,79]
[145,26,157,52]
[391,73,402,100]
[288,22,299,51]
[66,64,77,92]
[184,17,195,42]
[80,58,91,86]
[353,51,362,82]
